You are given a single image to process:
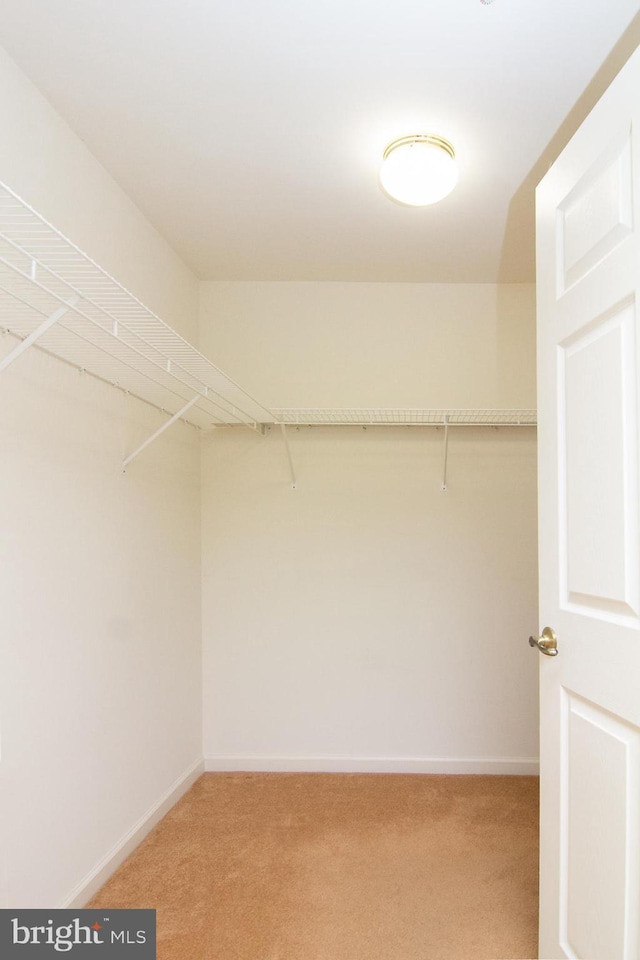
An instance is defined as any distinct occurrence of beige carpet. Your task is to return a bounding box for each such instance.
[88,773,539,960]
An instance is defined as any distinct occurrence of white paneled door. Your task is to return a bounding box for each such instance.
[535,47,640,960]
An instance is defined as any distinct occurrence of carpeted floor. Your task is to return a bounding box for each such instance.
[87,773,539,960]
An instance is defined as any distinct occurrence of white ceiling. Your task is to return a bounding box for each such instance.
[0,0,638,283]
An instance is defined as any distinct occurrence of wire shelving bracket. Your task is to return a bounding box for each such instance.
[270,409,537,491]
[280,424,298,490]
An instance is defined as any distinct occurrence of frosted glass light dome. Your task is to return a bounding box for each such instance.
[380,135,458,206]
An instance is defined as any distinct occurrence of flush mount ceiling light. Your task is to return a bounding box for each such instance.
[379,134,459,207]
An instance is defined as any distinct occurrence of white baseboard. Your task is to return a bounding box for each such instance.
[58,752,536,908]
[204,756,539,776]
[62,757,204,908]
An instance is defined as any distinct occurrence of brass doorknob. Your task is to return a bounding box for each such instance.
[529,626,558,657]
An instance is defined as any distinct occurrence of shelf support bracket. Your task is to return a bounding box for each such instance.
[122,394,201,471]
[280,424,298,490]
[441,416,450,492]
[0,296,79,372]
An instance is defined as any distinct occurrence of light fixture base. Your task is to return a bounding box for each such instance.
[382,134,456,163]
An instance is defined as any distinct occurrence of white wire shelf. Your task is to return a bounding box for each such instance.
[0,182,277,430]
[0,181,537,476]
[273,408,537,426]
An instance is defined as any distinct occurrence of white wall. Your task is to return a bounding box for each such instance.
[198,281,536,409]
[0,46,202,908]
[200,281,539,773]
[0,46,198,344]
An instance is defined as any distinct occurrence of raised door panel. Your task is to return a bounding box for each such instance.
[558,299,640,624]
[560,691,640,960]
